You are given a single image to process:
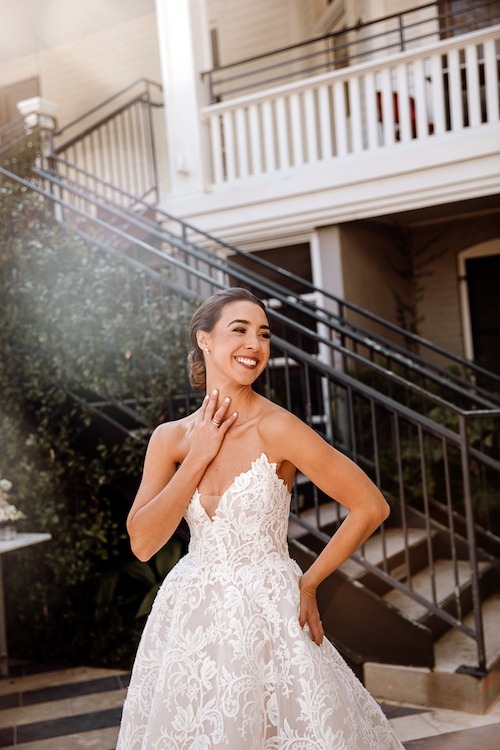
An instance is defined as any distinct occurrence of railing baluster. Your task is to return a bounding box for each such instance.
[459,414,487,673]
[483,37,499,122]
[413,57,429,138]
[303,88,318,163]
[348,77,363,152]
[447,47,464,130]
[364,71,379,148]
[289,93,304,167]
[275,97,290,169]
[464,42,482,128]
[235,107,249,178]
[333,80,348,156]
[428,52,447,135]
[222,110,236,180]
[443,437,463,623]
[209,114,224,184]
[248,104,263,176]
[317,84,332,159]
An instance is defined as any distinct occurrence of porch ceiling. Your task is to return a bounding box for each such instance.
[368,193,500,229]
[0,0,155,64]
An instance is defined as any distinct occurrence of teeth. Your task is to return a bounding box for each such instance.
[236,357,257,367]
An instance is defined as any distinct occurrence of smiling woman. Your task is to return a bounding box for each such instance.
[117,286,403,749]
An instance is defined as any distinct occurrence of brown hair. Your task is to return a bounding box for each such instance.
[187,287,267,391]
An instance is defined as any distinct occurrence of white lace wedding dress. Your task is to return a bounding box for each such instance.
[117,453,404,749]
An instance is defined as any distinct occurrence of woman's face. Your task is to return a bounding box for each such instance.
[199,300,271,386]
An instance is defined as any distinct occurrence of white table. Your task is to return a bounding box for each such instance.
[0,533,52,676]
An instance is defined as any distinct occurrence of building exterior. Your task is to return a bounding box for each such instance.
[1,0,498,373]
[2,1,500,705]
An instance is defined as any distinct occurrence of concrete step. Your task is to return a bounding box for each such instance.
[339,527,429,580]
[364,593,500,714]
[383,558,492,621]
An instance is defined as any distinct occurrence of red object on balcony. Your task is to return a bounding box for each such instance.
[376,91,417,137]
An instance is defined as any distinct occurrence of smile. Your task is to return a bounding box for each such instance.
[235,356,258,368]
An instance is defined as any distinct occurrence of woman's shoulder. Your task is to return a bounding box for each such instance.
[149,411,198,461]
[257,398,303,439]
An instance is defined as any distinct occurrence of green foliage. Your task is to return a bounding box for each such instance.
[0,149,193,668]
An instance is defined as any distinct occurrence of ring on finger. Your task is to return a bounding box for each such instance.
[211,418,221,427]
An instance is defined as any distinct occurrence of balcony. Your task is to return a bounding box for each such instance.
[172,16,500,236]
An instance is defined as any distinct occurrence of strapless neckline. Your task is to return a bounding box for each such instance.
[194,452,288,523]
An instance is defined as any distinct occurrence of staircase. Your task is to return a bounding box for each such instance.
[1,96,500,712]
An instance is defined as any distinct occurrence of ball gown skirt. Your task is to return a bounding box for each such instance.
[116,453,404,749]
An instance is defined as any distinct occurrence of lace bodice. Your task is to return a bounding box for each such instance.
[184,453,292,572]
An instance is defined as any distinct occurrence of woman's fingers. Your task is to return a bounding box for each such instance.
[204,390,235,429]
[299,584,324,646]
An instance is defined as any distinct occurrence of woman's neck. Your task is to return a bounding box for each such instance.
[205,381,260,422]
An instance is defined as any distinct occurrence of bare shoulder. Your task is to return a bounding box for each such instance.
[258,398,335,468]
[148,412,194,464]
[257,400,312,456]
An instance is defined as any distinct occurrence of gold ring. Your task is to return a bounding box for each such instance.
[211,418,221,427]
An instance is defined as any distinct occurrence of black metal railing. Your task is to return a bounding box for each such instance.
[202,0,500,102]
[0,163,500,670]
[37,157,500,410]
[3,161,500,672]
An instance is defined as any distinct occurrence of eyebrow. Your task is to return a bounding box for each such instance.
[227,318,271,330]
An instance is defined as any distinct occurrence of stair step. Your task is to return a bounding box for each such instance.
[287,498,347,539]
[434,592,500,673]
[383,558,491,620]
[365,594,500,714]
[339,527,429,579]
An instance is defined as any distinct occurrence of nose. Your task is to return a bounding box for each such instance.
[245,332,261,351]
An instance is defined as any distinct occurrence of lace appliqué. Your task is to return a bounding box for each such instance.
[117,453,403,749]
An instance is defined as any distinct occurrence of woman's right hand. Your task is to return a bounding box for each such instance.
[185,389,237,463]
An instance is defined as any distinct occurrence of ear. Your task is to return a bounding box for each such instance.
[196,330,209,351]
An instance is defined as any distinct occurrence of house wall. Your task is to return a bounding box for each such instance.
[416,214,500,359]
[338,223,406,336]
[0,13,161,128]
[206,0,295,65]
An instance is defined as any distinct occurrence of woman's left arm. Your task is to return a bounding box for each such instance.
[267,411,390,645]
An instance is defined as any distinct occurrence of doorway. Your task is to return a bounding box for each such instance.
[459,242,500,376]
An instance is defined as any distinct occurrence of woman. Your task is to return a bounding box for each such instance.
[117,287,404,749]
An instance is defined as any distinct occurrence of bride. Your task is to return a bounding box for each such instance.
[116,287,404,749]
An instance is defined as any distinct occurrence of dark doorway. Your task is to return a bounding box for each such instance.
[466,253,500,375]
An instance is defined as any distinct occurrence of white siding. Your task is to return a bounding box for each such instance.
[207,0,293,65]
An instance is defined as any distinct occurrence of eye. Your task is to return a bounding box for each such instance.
[233,326,246,333]
[260,332,271,339]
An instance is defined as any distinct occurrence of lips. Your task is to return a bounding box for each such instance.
[235,356,258,368]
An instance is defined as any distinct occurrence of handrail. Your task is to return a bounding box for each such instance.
[38,158,500,406]
[5,160,498,423]
[202,0,500,101]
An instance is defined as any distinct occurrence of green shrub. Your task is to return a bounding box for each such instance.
[0,146,194,668]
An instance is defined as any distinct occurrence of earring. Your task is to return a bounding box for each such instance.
[205,348,209,353]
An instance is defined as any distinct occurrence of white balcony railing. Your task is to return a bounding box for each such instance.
[202,26,499,187]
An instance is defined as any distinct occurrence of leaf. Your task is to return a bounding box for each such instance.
[154,539,182,579]
[136,585,160,618]
[121,560,157,586]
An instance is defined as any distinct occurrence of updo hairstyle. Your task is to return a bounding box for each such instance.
[187,287,266,392]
